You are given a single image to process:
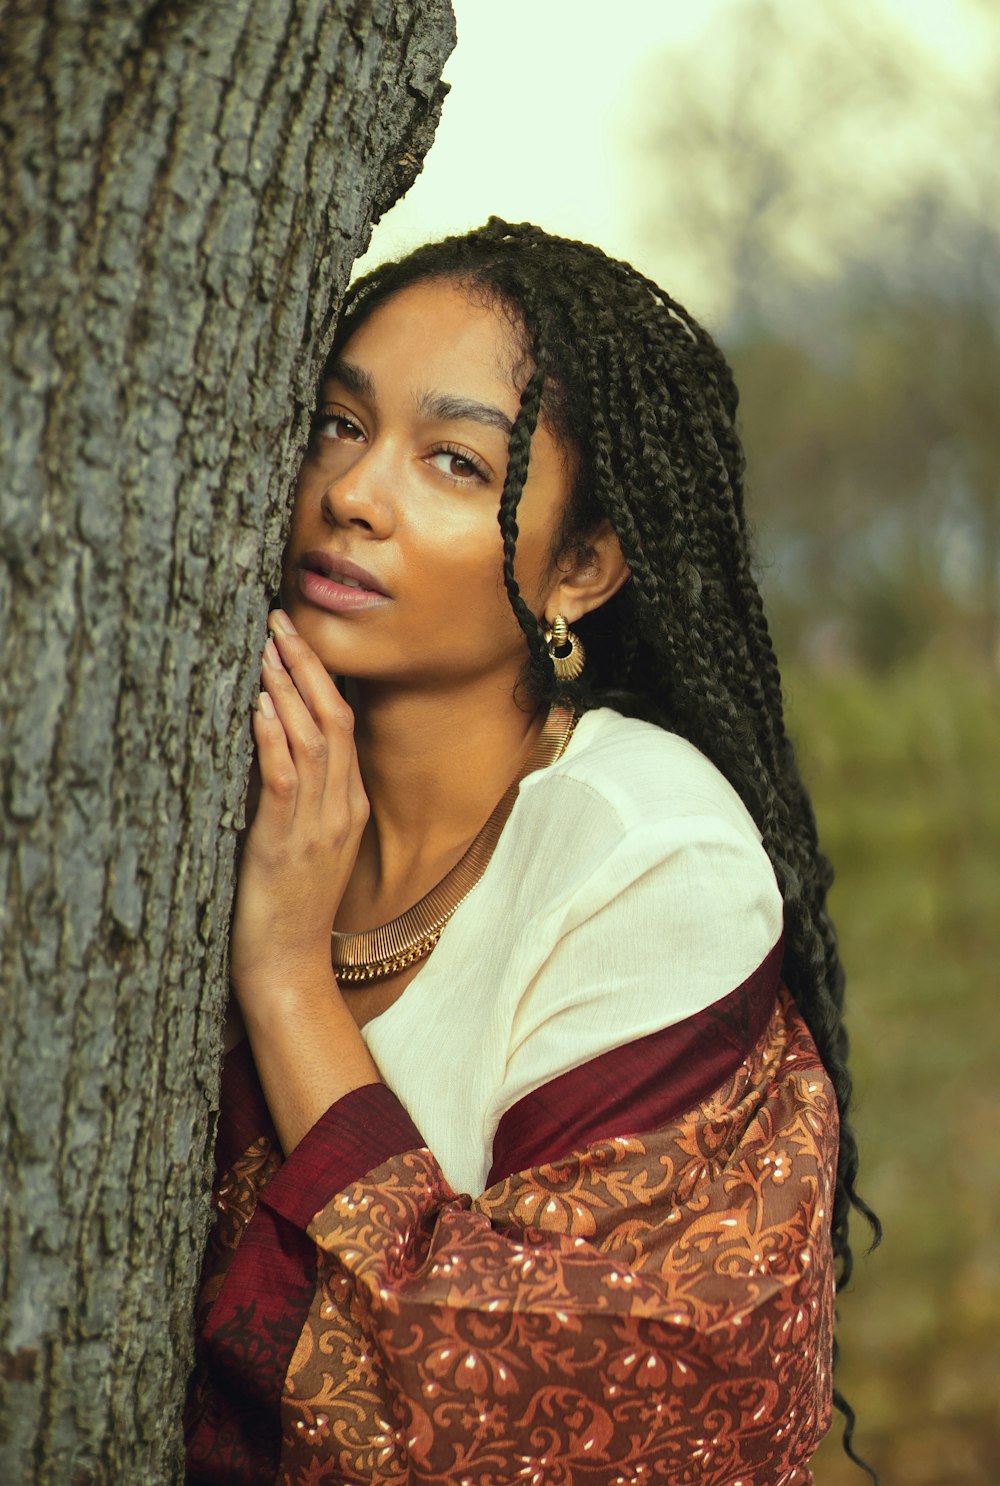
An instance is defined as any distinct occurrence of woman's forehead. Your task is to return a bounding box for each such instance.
[337,280,525,408]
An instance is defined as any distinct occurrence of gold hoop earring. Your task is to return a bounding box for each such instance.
[544,615,586,682]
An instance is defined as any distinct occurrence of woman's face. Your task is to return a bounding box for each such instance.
[281,278,575,695]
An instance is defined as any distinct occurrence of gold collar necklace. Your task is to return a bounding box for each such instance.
[331,705,578,986]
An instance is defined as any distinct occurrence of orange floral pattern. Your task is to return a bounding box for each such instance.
[185,1130,285,1465]
[276,989,836,1485]
[194,1134,281,1327]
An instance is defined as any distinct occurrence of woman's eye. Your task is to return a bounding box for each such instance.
[427,448,487,483]
[314,412,365,443]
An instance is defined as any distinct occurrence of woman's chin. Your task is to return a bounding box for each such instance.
[285,608,352,670]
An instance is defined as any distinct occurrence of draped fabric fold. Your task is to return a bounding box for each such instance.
[186,985,835,1485]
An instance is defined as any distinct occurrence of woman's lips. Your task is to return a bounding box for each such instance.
[299,549,387,593]
[295,549,390,614]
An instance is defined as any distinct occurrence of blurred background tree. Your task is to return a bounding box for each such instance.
[636,0,1000,673]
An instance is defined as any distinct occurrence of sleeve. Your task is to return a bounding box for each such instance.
[489,794,786,1154]
[186,988,837,1486]
[361,767,786,1197]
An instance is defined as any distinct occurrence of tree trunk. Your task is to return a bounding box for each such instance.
[0,2,454,1480]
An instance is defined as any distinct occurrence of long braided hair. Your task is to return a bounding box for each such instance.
[327,218,881,1472]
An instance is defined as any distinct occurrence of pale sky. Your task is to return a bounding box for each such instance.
[360,0,993,326]
[359,0,726,286]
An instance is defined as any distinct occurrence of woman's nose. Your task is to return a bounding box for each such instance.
[320,446,396,537]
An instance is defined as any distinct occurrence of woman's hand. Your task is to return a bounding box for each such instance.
[226,609,381,1153]
[229,609,369,1003]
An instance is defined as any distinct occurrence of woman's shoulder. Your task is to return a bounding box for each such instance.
[521,705,764,848]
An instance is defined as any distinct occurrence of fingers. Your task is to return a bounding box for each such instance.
[269,613,355,730]
[250,688,297,815]
[254,612,361,829]
[265,616,354,736]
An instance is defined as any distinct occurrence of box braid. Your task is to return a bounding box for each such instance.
[327,219,880,1476]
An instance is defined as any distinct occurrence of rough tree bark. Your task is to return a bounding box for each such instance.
[0,2,455,1480]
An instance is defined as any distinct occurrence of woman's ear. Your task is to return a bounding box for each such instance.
[545,521,631,625]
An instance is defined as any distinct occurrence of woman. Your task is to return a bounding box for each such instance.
[185,220,878,1485]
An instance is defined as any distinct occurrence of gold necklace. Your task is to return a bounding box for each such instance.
[331,705,578,985]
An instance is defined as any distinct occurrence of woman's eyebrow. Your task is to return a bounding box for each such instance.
[415,390,513,439]
[326,360,513,439]
[325,359,376,400]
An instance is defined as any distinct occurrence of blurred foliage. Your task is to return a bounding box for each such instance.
[637,0,1000,670]
[783,660,1000,1484]
[737,292,1000,671]
[634,9,999,1473]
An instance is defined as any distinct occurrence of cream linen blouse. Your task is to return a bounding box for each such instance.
[361,706,783,1196]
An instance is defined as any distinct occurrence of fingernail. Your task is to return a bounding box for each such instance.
[263,637,282,670]
[258,692,276,718]
[270,610,297,636]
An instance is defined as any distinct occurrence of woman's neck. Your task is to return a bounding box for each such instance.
[340,676,547,917]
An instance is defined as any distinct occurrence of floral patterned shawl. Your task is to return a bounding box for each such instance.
[186,970,836,1486]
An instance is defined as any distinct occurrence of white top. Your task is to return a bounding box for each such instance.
[361,707,783,1197]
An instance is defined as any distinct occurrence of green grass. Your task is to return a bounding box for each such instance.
[780,660,1000,1485]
